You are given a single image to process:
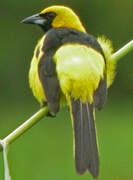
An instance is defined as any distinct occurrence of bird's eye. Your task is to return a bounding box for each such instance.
[40,12,56,19]
[48,12,56,18]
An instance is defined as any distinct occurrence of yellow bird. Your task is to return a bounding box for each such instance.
[22,5,116,178]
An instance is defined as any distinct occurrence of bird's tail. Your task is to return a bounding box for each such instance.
[70,97,99,178]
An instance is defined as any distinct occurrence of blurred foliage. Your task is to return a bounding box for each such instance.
[0,0,133,179]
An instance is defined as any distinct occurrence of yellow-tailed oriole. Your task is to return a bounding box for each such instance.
[22,5,116,178]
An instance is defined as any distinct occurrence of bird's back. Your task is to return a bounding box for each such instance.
[54,44,105,103]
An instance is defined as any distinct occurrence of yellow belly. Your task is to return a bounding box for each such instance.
[29,35,46,104]
[54,44,105,103]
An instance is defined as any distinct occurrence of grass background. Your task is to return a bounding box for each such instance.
[0,0,133,179]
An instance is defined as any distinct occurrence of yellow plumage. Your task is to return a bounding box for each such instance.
[54,44,105,103]
[29,35,46,104]
[40,5,86,32]
[29,36,116,105]
[28,6,116,106]
[23,5,117,177]
[97,36,116,87]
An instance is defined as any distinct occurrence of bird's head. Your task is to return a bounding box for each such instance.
[21,5,86,33]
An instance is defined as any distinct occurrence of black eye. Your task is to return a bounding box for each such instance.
[47,12,56,18]
[39,12,56,32]
[40,12,56,20]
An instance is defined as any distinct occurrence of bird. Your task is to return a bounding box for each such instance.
[22,5,116,178]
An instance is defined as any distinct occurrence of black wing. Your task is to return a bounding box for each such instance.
[94,75,107,110]
[38,54,61,115]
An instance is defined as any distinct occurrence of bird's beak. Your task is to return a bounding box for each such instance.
[21,13,46,25]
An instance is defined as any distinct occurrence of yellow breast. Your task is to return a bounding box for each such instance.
[29,35,46,104]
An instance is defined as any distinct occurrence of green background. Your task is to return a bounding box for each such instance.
[0,0,133,179]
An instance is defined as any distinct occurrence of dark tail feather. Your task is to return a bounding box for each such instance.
[70,97,99,178]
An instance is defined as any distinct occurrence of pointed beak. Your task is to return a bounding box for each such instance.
[21,13,46,25]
